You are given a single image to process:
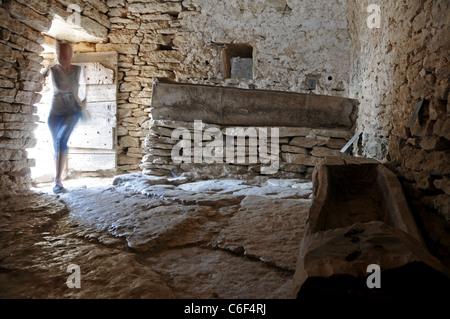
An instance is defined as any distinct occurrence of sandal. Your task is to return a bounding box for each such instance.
[53,184,66,194]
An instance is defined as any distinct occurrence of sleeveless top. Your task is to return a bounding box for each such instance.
[49,64,86,116]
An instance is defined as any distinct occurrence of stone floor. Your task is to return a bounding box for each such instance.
[0,174,313,299]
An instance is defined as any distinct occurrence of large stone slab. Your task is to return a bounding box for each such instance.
[150,79,359,129]
[216,195,311,271]
[144,247,294,299]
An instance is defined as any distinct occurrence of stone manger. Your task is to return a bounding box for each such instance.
[141,79,359,180]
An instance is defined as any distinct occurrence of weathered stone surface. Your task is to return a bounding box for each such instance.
[151,81,358,129]
[128,1,182,14]
[419,136,450,151]
[290,136,325,148]
[0,158,35,173]
[0,43,16,63]
[0,149,24,161]
[292,155,450,300]
[434,177,450,195]
[281,153,323,166]
[0,192,175,298]
[9,33,43,53]
[216,195,310,271]
[8,0,52,32]
[144,246,293,299]
[281,145,307,154]
[346,0,450,235]
[434,119,450,139]
[433,194,450,222]
[310,146,342,158]
[0,88,16,103]
[118,154,141,165]
[96,43,139,55]
[0,137,36,149]
[119,136,140,148]
[325,138,348,149]
[0,175,317,298]
[12,0,50,16]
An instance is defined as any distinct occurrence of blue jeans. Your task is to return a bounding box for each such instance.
[48,112,81,156]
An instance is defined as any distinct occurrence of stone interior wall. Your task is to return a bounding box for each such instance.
[0,2,41,195]
[346,0,449,259]
[1,1,51,195]
[108,0,353,172]
[1,0,354,191]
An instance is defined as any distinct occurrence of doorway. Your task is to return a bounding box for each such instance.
[29,51,118,183]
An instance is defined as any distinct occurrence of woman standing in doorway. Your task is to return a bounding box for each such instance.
[47,40,86,193]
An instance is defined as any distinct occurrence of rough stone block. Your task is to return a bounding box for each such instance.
[0,149,23,160]
[281,153,322,166]
[414,171,434,190]
[281,145,307,154]
[325,138,348,149]
[434,178,450,195]
[0,88,16,103]
[118,154,142,165]
[83,3,111,28]
[0,137,36,150]
[8,0,52,32]
[141,154,172,165]
[128,1,182,14]
[96,43,139,55]
[14,90,40,105]
[289,136,324,148]
[310,147,342,158]
[419,136,450,151]
[433,194,450,222]
[422,151,450,175]
[0,43,16,63]
[119,136,140,148]
[141,50,184,64]
[433,119,450,140]
[429,100,447,120]
[279,163,306,173]
[151,82,358,129]
[119,81,141,93]
[142,33,173,46]
[410,118,435,137]
[108,29,137,44]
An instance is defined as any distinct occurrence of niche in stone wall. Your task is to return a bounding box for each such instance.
[222,44,253,79]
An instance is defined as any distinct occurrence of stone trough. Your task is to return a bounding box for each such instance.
[150,79,359,129]
[292,155,450,301]
[142,79,359,179]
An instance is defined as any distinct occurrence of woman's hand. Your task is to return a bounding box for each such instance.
[80,99,87,110]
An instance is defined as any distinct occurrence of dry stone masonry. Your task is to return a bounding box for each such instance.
[141,80,358,180]
[346,0,450,259]
[107,0,354,172]
[1,1,46,195]
[143,119,353,179]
